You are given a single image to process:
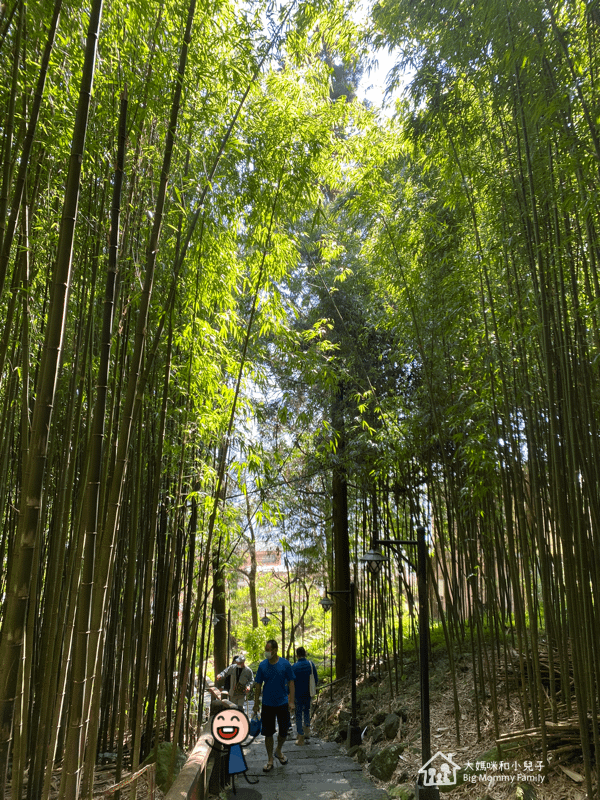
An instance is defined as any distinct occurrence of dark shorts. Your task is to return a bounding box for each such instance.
[261,703,290,737]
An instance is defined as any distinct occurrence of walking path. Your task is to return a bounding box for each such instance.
[227,733,389,800]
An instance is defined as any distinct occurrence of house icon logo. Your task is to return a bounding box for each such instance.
[418,751,461,786]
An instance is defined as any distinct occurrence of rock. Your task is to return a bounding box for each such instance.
[371,725,386,745]
[372,711,388,727]
[369,743,405,781]
[387,785,415,799]
[384,713,401,739]
[393,706,409,722]
[367,745,382,762]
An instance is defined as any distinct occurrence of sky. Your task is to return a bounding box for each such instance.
[352,0,407,114]
[359,46,403,111]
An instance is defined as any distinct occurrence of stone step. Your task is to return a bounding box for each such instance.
[224,735,389,800]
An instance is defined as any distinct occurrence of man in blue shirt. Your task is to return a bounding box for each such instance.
[292,646,318,745]
[253,639,295,772]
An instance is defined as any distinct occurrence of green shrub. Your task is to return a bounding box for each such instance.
[241,623,279,662]
[142,741,187,793]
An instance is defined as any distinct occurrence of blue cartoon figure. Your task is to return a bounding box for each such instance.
[211,706,259,794]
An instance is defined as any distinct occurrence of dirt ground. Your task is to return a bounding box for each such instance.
[90,766,165,799]
[309,646,595,800]
[6,766,165,800]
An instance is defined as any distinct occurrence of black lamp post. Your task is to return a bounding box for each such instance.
[320,583,361,748]
[360,526,439,800]
[261,605,286,656]
[319,595,334,700]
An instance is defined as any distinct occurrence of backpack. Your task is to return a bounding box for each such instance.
[309,662,317,697]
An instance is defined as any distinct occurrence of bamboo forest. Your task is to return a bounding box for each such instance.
[2,0,600,797]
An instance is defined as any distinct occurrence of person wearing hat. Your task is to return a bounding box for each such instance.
[216,655,254,708]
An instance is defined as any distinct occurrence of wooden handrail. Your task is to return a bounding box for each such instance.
[163,682,239,800]
[104,678,238,800]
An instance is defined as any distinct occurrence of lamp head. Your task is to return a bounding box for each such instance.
[360,548,387,577]
[319,596,334,612]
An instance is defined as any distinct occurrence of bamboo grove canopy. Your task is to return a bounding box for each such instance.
[2,0,600,798]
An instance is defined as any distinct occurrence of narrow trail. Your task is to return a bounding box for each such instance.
[225,733,388,800]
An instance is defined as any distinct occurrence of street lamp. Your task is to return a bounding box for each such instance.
[319,595,334,612]
[360,526,439,800]
[321,583,361,749]
[359,547,387,577]
[261,605,286,656]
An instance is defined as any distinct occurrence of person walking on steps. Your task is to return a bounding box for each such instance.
[216,655,254,709]
[292,646,318,745]
[253,639,295,773]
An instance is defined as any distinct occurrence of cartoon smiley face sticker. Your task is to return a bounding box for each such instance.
[211,707,250,746]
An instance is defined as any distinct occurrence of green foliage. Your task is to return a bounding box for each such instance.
[0,0,380,792]
[4,0,600,796]
[242,625,273,664]
[141,741,187,792]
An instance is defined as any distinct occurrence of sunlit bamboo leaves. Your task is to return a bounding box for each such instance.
[351,1,600,793]
[0,0,364,796]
